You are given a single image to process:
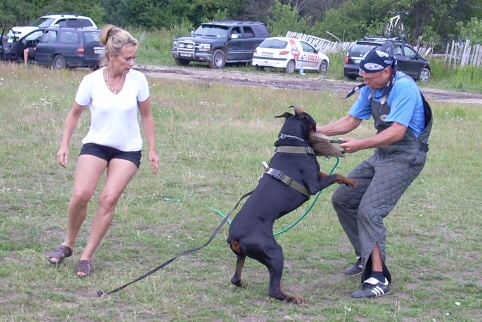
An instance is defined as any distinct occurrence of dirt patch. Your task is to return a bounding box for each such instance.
[136,65,482,105]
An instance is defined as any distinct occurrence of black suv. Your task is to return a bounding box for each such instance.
[171,20,270,69]
[344,37,431,81]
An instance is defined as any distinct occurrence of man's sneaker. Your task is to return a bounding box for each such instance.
[351,277,390,298]
[344,257,363,276]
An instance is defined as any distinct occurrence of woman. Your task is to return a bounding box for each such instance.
[47,25,160,277]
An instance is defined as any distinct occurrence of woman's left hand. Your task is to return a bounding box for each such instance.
[148,150,160,174]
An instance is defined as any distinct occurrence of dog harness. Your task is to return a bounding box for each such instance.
[262,146,314,198]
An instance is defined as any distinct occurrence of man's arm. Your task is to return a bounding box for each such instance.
[339,122,407,153]
[316,114,362,136]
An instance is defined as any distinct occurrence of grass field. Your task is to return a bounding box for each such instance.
[0,62,481,321]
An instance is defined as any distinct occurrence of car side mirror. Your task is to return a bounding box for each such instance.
[231,33,238,39]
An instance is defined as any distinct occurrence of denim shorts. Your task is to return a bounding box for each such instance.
[79,143,141,168]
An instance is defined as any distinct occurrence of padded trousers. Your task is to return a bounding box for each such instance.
[332,148,427,283]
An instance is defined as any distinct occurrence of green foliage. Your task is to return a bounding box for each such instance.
[310,0,402,41]
[1,0,482,49]
[266,0,309,37]
[457,17,482,44]
[424,57,482,93]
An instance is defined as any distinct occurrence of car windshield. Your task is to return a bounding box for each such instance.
[25,30,44,41]
[259,39,288,49]
[350,43,378,55]
[192,25,229,38]
[30,18,55,27]
[84,31,101,43]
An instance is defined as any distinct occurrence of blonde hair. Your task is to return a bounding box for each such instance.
[99,24,138,66]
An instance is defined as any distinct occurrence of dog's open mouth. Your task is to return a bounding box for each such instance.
[309,133,345,157]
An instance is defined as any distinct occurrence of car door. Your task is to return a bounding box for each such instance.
[1,28,43,61]
[226,26,243,60]
[299,40,319,70]
[392,44,424,79]
[1,28,17,60]
[34,30,58,65]
[240,26,260,60]
[402,45,425,79]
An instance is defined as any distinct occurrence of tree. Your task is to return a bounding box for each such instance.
[308,0,482,45]
[267,0,309,36]
[457,17,482,44]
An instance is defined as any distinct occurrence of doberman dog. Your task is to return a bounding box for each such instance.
[226,105,357,303]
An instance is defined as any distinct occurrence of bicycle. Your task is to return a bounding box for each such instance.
[382,11,408,40]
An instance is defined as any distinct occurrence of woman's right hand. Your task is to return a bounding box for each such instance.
[56,146,69,168]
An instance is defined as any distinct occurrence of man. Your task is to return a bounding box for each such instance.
[23,36,41,65]
[23,46,35,65]
[316,48,432,298]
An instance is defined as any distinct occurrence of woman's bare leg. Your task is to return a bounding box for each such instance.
[49,155,107,263]
[79,158,138,267]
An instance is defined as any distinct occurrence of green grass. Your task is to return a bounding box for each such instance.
[1,62,482,321]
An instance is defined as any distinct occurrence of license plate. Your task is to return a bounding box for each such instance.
[180,53,192,57]
[262,52,274,57]
[353,58,361,64]
[94,48,103,54]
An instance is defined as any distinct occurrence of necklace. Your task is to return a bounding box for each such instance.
[105,69,124,94]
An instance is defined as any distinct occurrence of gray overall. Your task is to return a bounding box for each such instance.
[332,89,433,284]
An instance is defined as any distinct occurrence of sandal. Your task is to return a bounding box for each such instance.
[48,245,73,265]
[76,260,93,277]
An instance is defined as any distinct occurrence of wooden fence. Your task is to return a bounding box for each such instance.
[443,40,482,67]
[286,31,482,68]
[285,31,353,53]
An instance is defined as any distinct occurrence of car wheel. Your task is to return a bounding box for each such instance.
[52,55,66,69]
[255,65,265,71]
[174,58,190,66]
[285,60,296,74]
[419,67,431,81]
[209,49,225,69]
[318,60,329,74]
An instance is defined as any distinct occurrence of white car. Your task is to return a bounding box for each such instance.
[8,14,97,40]
[252,37,329,74]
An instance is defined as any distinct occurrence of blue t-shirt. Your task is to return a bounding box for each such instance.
[349,72,425,137]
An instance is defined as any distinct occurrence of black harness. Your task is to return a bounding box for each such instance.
[263,146,314,198]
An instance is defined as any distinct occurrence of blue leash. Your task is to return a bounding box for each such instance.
[208,157,340,236]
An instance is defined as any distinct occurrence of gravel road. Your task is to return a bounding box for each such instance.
[136,64,482,105]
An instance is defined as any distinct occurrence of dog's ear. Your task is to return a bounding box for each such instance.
[290,105,305,118]
[275,112,293,119]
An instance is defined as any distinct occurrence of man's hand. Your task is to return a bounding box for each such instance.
[339,138,362,153]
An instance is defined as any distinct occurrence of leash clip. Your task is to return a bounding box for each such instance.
[262,161,269,171]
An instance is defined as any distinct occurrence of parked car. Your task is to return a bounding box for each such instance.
[35,27,103,69]
[344,37,431,81]
[252,37,330,74]
[171,20,270,69]
[8,14,97,41]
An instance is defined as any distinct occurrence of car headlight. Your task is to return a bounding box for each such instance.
[172,40,178,49]
[196,43,211,52]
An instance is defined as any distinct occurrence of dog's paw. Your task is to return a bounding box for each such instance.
[287,296,308,304]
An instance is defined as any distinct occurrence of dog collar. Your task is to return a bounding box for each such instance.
[274,146,315,155]
[278,133,305,142]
